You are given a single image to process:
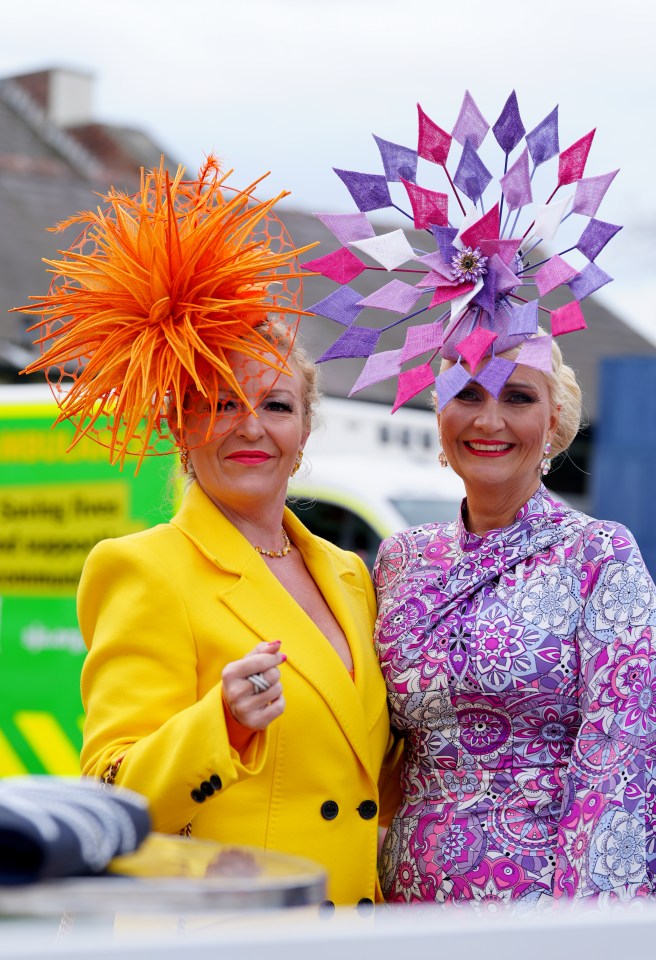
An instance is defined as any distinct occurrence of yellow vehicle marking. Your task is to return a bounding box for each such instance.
[0,730,29,776]
[288,484,395,538]
[14,711,80,775]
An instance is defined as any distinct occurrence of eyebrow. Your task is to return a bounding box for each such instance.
[502,380,540,391]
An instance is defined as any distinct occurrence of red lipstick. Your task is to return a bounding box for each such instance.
[463,439,515,458]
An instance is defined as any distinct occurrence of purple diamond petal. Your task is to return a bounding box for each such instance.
[572,170,619,217]
[431,225,459,261]
[526,106,559,167]
[316,326,382,362]
[373,135,418,183]
[452,91,489,149]
[475,357,517,398]
[333,168,392,212]
[499,148,532,212]
[349,349,403,395]
[453,141,493,204]
[307,286,364,325]
[435,364,472,411]
[567,263,613,300]
[576,219,622,261]
[492,91,526,154]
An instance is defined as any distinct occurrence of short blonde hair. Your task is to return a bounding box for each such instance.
[438,329,583,457]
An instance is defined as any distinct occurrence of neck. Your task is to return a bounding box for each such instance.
[197,483,288,552]
[463,478,542,536]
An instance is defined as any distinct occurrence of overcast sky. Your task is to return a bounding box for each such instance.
[2,0,655,340]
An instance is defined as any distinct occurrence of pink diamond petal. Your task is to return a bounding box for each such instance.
[515,336,553,373]
[535,256,578,296]
[430,281,474,308]
[401,323,444,363]
[551,301,587,336]
[314,212,375,245]
[455,327,497,373]
[401,177,448,229]
[391,364,436,413]
[348,349,403,395]
[302,247,365,284]
[479,239,521,266]
[558,129,596,186]
[357,280,423,314]
[459,203,501,248]
[417,103,452,164]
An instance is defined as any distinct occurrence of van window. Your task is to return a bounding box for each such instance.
[391,498,461,527]
[287,500,383,570]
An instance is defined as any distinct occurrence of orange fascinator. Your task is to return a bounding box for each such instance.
[19,155,313,467]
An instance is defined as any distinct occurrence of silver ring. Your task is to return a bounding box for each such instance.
[247,672,271,695]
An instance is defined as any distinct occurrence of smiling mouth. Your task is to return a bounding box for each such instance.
[464,441,515,457]
[227,452,273,464]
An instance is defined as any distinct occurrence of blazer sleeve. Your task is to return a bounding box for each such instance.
[553,521,656,900]
[78,535,269,833]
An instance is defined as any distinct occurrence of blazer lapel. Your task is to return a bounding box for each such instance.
[170,485,383,776]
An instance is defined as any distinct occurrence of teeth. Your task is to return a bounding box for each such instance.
[468,442,511,452]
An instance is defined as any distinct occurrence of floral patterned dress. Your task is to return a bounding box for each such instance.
[374,486,656,904]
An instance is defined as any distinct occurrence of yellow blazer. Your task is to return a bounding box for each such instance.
[79,482,392,905]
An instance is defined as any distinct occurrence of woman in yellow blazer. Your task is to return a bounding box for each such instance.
[78,341,394,907]
[21,156,398,906]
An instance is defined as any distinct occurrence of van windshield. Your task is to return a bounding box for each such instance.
[391,498,461,526]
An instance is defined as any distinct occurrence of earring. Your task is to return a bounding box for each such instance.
[539,441,552,476]
[180,445,190,474]
[290,450,303,477]
[438,451,448,468]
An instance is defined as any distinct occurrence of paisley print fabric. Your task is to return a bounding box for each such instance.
[374,486,656,904]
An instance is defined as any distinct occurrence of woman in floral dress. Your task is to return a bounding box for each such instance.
[375,335,656,904]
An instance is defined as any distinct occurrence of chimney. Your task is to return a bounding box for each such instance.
[10,67,94,127]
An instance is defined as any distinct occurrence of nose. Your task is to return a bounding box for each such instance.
[472,397,505,432]
[235,408,266,438]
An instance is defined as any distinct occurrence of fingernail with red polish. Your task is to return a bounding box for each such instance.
[267,640,281,647]
[280,654,288,663]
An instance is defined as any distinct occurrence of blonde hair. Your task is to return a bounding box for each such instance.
[438,328,583,457]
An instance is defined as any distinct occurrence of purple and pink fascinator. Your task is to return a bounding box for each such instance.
[303,92,620,410]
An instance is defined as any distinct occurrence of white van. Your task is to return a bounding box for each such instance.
[287,397,465,569]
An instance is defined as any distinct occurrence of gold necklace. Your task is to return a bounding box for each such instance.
[254,529,291,559]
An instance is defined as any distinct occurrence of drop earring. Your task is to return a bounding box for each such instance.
[438,451,448,468]
[539,441,552,476]
[180,445,190,474]
[290,450,303,477]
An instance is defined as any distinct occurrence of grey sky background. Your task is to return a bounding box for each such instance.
[2,0,655,339]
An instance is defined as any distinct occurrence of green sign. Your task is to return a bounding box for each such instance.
[0,389,176,775]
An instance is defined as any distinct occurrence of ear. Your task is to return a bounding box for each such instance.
[548,403,561,443]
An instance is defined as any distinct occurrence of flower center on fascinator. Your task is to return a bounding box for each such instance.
[451,246,488,284]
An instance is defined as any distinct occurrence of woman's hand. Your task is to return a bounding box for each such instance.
[222,640,286,731]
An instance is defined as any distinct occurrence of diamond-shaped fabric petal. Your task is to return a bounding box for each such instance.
[307,286,364,325]
[350,230,416,271]
[525,196,572,244]
[535,255,578,296]
[488,254,521,296]
[431,225,458,261]
[572,170,619,217]
[506,299,539,336]
[492,91,525,154]
[430,281,474,307]
[558,130,595,186]
[454,141,492,204]
[302,247,366,284]
[334,168,392,212]
[476,357,517,398]
[567,262,613,300]
[576,219,622,261]
[551,301,587,336]
[526,106,559,166]
[392,364,436,412]
[456,327,497,372]
[435,364,472,411]
[500,148,532,212]
[460,204,500,248]
[348,349,403,395]
[316,325,382,362]
[479,238,521,266]
[515,335,553,373]
[358,279,424,314]
[401,322,445,362]
[314,212,375,245]
[401,178,448,229]
[452,91,489,149]
[417,103,452,164]
[451,279,483,318]
[373,135,418,183]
